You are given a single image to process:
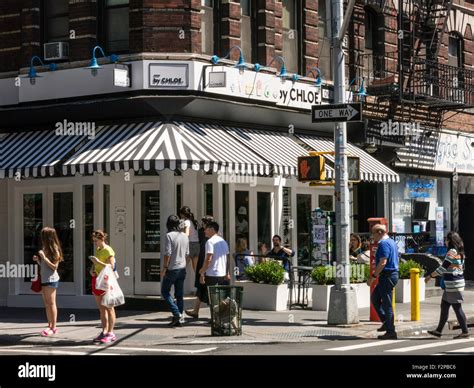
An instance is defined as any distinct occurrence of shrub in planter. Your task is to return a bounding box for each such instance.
[245,261,285,285]
[399,260,425,279]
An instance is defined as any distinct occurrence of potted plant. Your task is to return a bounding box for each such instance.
[236,261,289,311]
[395,260,426,303]
[311,264,371,311]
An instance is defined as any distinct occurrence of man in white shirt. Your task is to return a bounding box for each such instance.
[185,221,230,318]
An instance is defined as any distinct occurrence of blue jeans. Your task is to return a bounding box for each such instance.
[161,268,186,317]
[371,271,399,334]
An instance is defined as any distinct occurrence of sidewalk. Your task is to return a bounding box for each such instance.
[0,291,473,347]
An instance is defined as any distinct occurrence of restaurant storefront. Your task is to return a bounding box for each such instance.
[0,60,399,308]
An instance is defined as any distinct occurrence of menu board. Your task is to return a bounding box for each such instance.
[141,259,161,282]
[141,191,160,252]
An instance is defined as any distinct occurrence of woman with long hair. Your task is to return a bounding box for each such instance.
[427,232,469,339]
[89,230,117,344]
[179,206,200,272]
[233,238,254,280]
[32,227,63,337]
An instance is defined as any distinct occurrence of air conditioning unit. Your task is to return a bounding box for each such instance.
[44,42,69,61]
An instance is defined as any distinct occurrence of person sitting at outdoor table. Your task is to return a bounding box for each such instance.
[356,241,371,264]
[349,233,362,261]
[233,238,254,280]
[266,235,295,281]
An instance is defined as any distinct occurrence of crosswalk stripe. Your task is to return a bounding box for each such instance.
[326,340,406,351]
[442,347,474,354]
[0,348,118,356]
[386,338,474,353]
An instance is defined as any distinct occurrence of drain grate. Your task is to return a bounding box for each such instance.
[262,328,354,340]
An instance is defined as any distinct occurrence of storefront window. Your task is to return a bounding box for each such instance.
[297,194,312,265]
[176,184,182,215]
[257,192,271,251]
[23,194,43,280]
[83,185,94,294]
[391,174,451,251]
[235,191,249,244]
[204,183,213,216]
[103,185,110,236]
[223,184,229,243]
[141,191,160,253]
[54,192,74,282]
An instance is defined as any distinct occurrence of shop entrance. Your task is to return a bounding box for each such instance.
[134,184,161,295]
[459,194,474,280]
[20,186,75,294]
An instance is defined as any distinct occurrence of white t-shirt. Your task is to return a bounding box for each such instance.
[184,219,199,242]
[205,234,229,277]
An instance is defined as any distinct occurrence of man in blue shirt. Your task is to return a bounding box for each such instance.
[367,224,399,339]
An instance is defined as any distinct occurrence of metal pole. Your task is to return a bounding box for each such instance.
[327,0,359,325]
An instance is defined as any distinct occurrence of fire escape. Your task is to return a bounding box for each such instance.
[351,0,473,163]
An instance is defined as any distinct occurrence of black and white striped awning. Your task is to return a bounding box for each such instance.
[62,122,272,175]
[223,127,335,178]
[0,130,86,179]
[297,135,400,183]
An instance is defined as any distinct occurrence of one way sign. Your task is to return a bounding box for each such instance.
[312,103,362,123]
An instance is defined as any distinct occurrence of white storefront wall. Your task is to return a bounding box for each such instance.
[0,170,335,308]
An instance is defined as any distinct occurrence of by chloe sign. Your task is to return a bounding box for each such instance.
[149,63,189,88]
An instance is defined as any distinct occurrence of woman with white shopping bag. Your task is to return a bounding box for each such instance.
[89,230,119,344]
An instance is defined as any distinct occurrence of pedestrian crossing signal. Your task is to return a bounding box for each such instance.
[297,156,325,182]
[348,156,360,182]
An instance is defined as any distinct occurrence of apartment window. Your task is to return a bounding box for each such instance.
[102,0,129,53]
[202,0,215,55]
[44,0,69,43]
[365,7,384,76]
[241,0,258,63]
[449,34,463,68]
[318,0,332,80]
[282,0,301,73]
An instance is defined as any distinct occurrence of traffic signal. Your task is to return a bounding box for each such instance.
[297,155,325,182]
[347,156,360,182]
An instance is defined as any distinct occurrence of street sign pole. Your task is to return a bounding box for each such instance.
[327,0,359,325]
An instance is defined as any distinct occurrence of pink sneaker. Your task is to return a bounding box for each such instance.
[100,332,116,344]
[41,328,58,337]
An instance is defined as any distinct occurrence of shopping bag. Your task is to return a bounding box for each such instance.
[101,272,125,308]
[95,265,113,291]
[31,273,42,293]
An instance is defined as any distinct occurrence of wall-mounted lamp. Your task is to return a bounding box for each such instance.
[85,46,118,76]
[24,56,57,85]
[254,56,300,81]
[348,77,368,102]
[305,67,322,87]
[211,46,248,72]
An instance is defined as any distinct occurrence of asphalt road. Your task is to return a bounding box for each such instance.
[1,329,473,356]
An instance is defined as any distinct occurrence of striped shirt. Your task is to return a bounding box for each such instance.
[435,249,465,292]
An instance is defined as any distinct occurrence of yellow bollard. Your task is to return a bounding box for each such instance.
[410,268,420,321]
[392,288,396,318]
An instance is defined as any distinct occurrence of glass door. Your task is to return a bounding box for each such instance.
[48,187,75,294]
[134,183,161,295]
[20,186,75,294]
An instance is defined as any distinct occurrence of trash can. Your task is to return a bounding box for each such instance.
[208,285,243,336]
